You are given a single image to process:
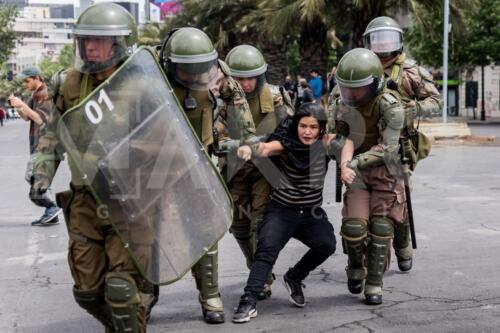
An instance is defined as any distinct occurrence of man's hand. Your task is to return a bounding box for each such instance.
[8,95,25,109]
[341,161,356,185]
[30,174,50,196]
[237,145,252,161]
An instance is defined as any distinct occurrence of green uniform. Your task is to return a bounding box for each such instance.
[363,16,441,270]
[331,48,405,305]
[36,69,153,333]
[159,27,228,324]
[383,52,441,263]
[31,4,155,332]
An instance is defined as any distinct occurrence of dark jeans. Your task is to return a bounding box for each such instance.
[244,200,336,297]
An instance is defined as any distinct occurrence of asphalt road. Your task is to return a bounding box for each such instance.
[1,119,500,333]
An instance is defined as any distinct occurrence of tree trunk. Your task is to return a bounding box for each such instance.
[262,41,288,85]
[298,22,328,77]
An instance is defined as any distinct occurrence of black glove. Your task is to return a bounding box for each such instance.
[30,173,50,196]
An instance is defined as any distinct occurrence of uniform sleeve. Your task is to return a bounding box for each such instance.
[219,76,257,145]
[327,96,350,137]
[402,65,442,118]
[353,94,404,170]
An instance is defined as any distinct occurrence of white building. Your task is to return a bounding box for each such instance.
[7,0,150,74]
[7,0,79,73]
[458,66,500,119]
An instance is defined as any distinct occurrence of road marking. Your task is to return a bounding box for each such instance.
[416,233,430,241]
[3,230,66,267]
[468,228,500,236]
[5,251,66,267]
[482,304,500,310]
[446,196,496,202]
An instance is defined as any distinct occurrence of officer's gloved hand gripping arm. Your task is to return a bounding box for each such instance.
[351,98,405,170]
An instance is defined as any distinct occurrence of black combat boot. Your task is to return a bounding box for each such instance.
[397,256,413,272]
[347,278,364,294]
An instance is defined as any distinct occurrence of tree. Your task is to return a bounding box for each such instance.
[243,0,445,78]
[405,0,473,71]
[461,0,500,120]
[138,21,172,47]
[38,44,74,82]
[406,0,499,120]
[0,1,18,66]
[173,0,289,83]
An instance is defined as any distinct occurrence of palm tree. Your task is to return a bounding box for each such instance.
[255,0,447,75]
[172,0,289,83]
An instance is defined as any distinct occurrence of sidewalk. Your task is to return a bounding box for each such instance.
[417,117,499,143]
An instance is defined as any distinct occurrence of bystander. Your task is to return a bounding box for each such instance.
[8,66,61,226]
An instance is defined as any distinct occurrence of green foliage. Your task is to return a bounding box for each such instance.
[406,0,498,71]
[286,38,300,75]
[58,44,74,68]
[0,77,25,100]
[138,20,172,46]
[0,1,18,66]
[406,0,472,71]
[462,0,500,66]
[38,44,74,82]
[0,45,74,99]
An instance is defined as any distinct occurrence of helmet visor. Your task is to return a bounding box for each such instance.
[365,30,403,57]
[74,36,130,74]
[338,81,378,107]
[169,59,219,91]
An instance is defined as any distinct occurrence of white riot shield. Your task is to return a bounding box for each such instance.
[57,47,232,285]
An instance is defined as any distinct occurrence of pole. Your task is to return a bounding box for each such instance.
[442,0,450,123]
[145,0,151,23]
[481,65,486,120]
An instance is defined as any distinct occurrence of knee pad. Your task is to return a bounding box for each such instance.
[370,217,394,239]
[105,273,141,333]
[341,218,368,241]
[73,286,113,329]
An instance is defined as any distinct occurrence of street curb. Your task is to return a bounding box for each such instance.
[418,122,471,139]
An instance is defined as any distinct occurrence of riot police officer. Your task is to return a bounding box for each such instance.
[363,16,441,271]
[160,27,226,324]
[224,45,294,299]
[32,3,153,332]
[331,48,405,305]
